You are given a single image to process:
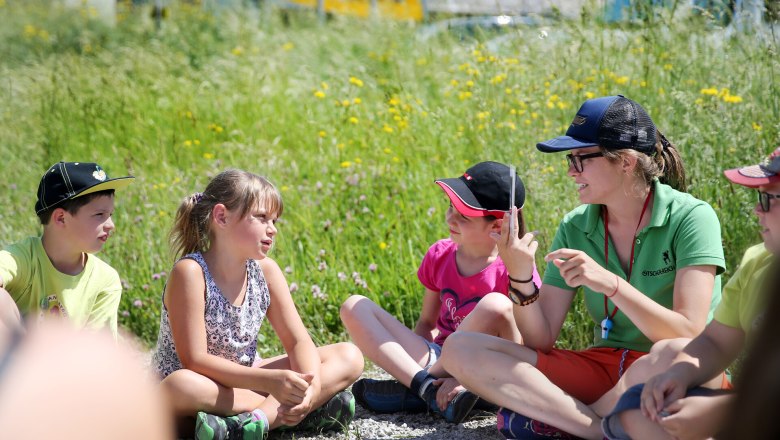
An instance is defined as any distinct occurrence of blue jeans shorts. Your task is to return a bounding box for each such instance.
[602,383,726,440]
[423,339,442,369]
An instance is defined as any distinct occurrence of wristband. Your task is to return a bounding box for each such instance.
[606,274,619,298]
[508,274,534,284]
[508,283,540,306]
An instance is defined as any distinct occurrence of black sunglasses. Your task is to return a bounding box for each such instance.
[566,152,604,173]
[758,191,780,212]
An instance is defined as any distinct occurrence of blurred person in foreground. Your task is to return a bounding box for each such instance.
[0,319,173,439]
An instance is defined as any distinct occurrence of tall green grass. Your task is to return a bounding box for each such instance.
[1,0,778,355]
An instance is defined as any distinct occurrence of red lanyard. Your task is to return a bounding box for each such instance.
[602,188,653,319]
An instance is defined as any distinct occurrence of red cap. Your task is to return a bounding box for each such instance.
[724,147,780,188]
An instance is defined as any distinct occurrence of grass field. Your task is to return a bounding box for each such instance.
[1,0,778,356]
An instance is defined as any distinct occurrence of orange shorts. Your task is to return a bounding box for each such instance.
[535,347,646,405]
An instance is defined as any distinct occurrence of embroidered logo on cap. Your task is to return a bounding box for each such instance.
[571,115,587,126]
[93,168,107,181]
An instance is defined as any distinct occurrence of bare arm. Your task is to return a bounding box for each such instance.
[612,265,716,341]
[0,276,22,332]
[493,208,576,352]
[548,248,716,341]
[413,288,440,342]
[512,283,576,352]
[165,259,308,406]
[261,257,321,393]
[642,321,743,420]
[665,320,743,387]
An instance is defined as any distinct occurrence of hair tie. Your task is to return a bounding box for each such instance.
[658,131,671,151]
[190,192,204,204]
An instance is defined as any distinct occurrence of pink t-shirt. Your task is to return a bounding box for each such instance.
[417,239,542,346]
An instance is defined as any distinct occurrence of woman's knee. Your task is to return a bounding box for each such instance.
[439,332,479,372]
[626,338,691,380]
[647,338,690,365]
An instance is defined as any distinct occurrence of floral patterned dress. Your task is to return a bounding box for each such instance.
[152,252,270,378]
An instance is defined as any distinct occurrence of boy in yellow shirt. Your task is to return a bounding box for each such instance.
[0,161,133,338]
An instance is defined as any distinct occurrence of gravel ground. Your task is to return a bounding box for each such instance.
[269,367,502,440]
[140,350,502,439]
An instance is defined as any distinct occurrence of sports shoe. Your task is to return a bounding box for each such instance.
[294,389,355,432]
[422,385,480,424]
[352,378,427,413]
[194,411,268,440]
[497,407,579,439]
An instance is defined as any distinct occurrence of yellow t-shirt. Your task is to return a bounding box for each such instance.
[0,236,122,338]
[713,243,774,335]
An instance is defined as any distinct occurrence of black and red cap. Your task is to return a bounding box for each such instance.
[435,161,525,218]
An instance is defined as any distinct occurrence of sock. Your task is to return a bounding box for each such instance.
[410,369,437,399]
[250,409,269,430]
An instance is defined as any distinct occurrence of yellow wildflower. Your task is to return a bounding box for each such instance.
[383,125,394,133]
[379,242,388,250]
[349,76,364,87]
[348,117,359,124]
[353,98,362,105]
[282,42,294,51]
[752,122,762,131]
[314,90,326,99]
[318,130,327,138]
[341,161,352,168]
[700,88,718,96]
[663,63,673,71]
[203,153,215,159]
[183,140,192,147]
[321,81,329,90]
[231,46,243,56]
[723,94,742,104]
[342,99,351,107]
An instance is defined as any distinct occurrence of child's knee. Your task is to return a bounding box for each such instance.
[339,294,370,322]
[472,292,514,322]
[337,342,365,372]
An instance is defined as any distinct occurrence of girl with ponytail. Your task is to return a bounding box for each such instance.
[152,169,363,440]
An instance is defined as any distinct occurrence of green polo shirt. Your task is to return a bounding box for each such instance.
[544,180,726,352]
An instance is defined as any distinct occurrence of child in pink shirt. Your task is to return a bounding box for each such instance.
[341,161,540,423]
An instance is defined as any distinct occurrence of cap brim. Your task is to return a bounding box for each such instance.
[74,176,135,198]
[435,180,506,218]
[724,167,780,188]
[536,136,598,153]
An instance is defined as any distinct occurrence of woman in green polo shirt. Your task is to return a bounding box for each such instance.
[438,95,725,440]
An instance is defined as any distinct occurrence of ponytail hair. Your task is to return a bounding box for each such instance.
[169,169,283,260]
[603,129,688,193]
[653,130,687,192]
